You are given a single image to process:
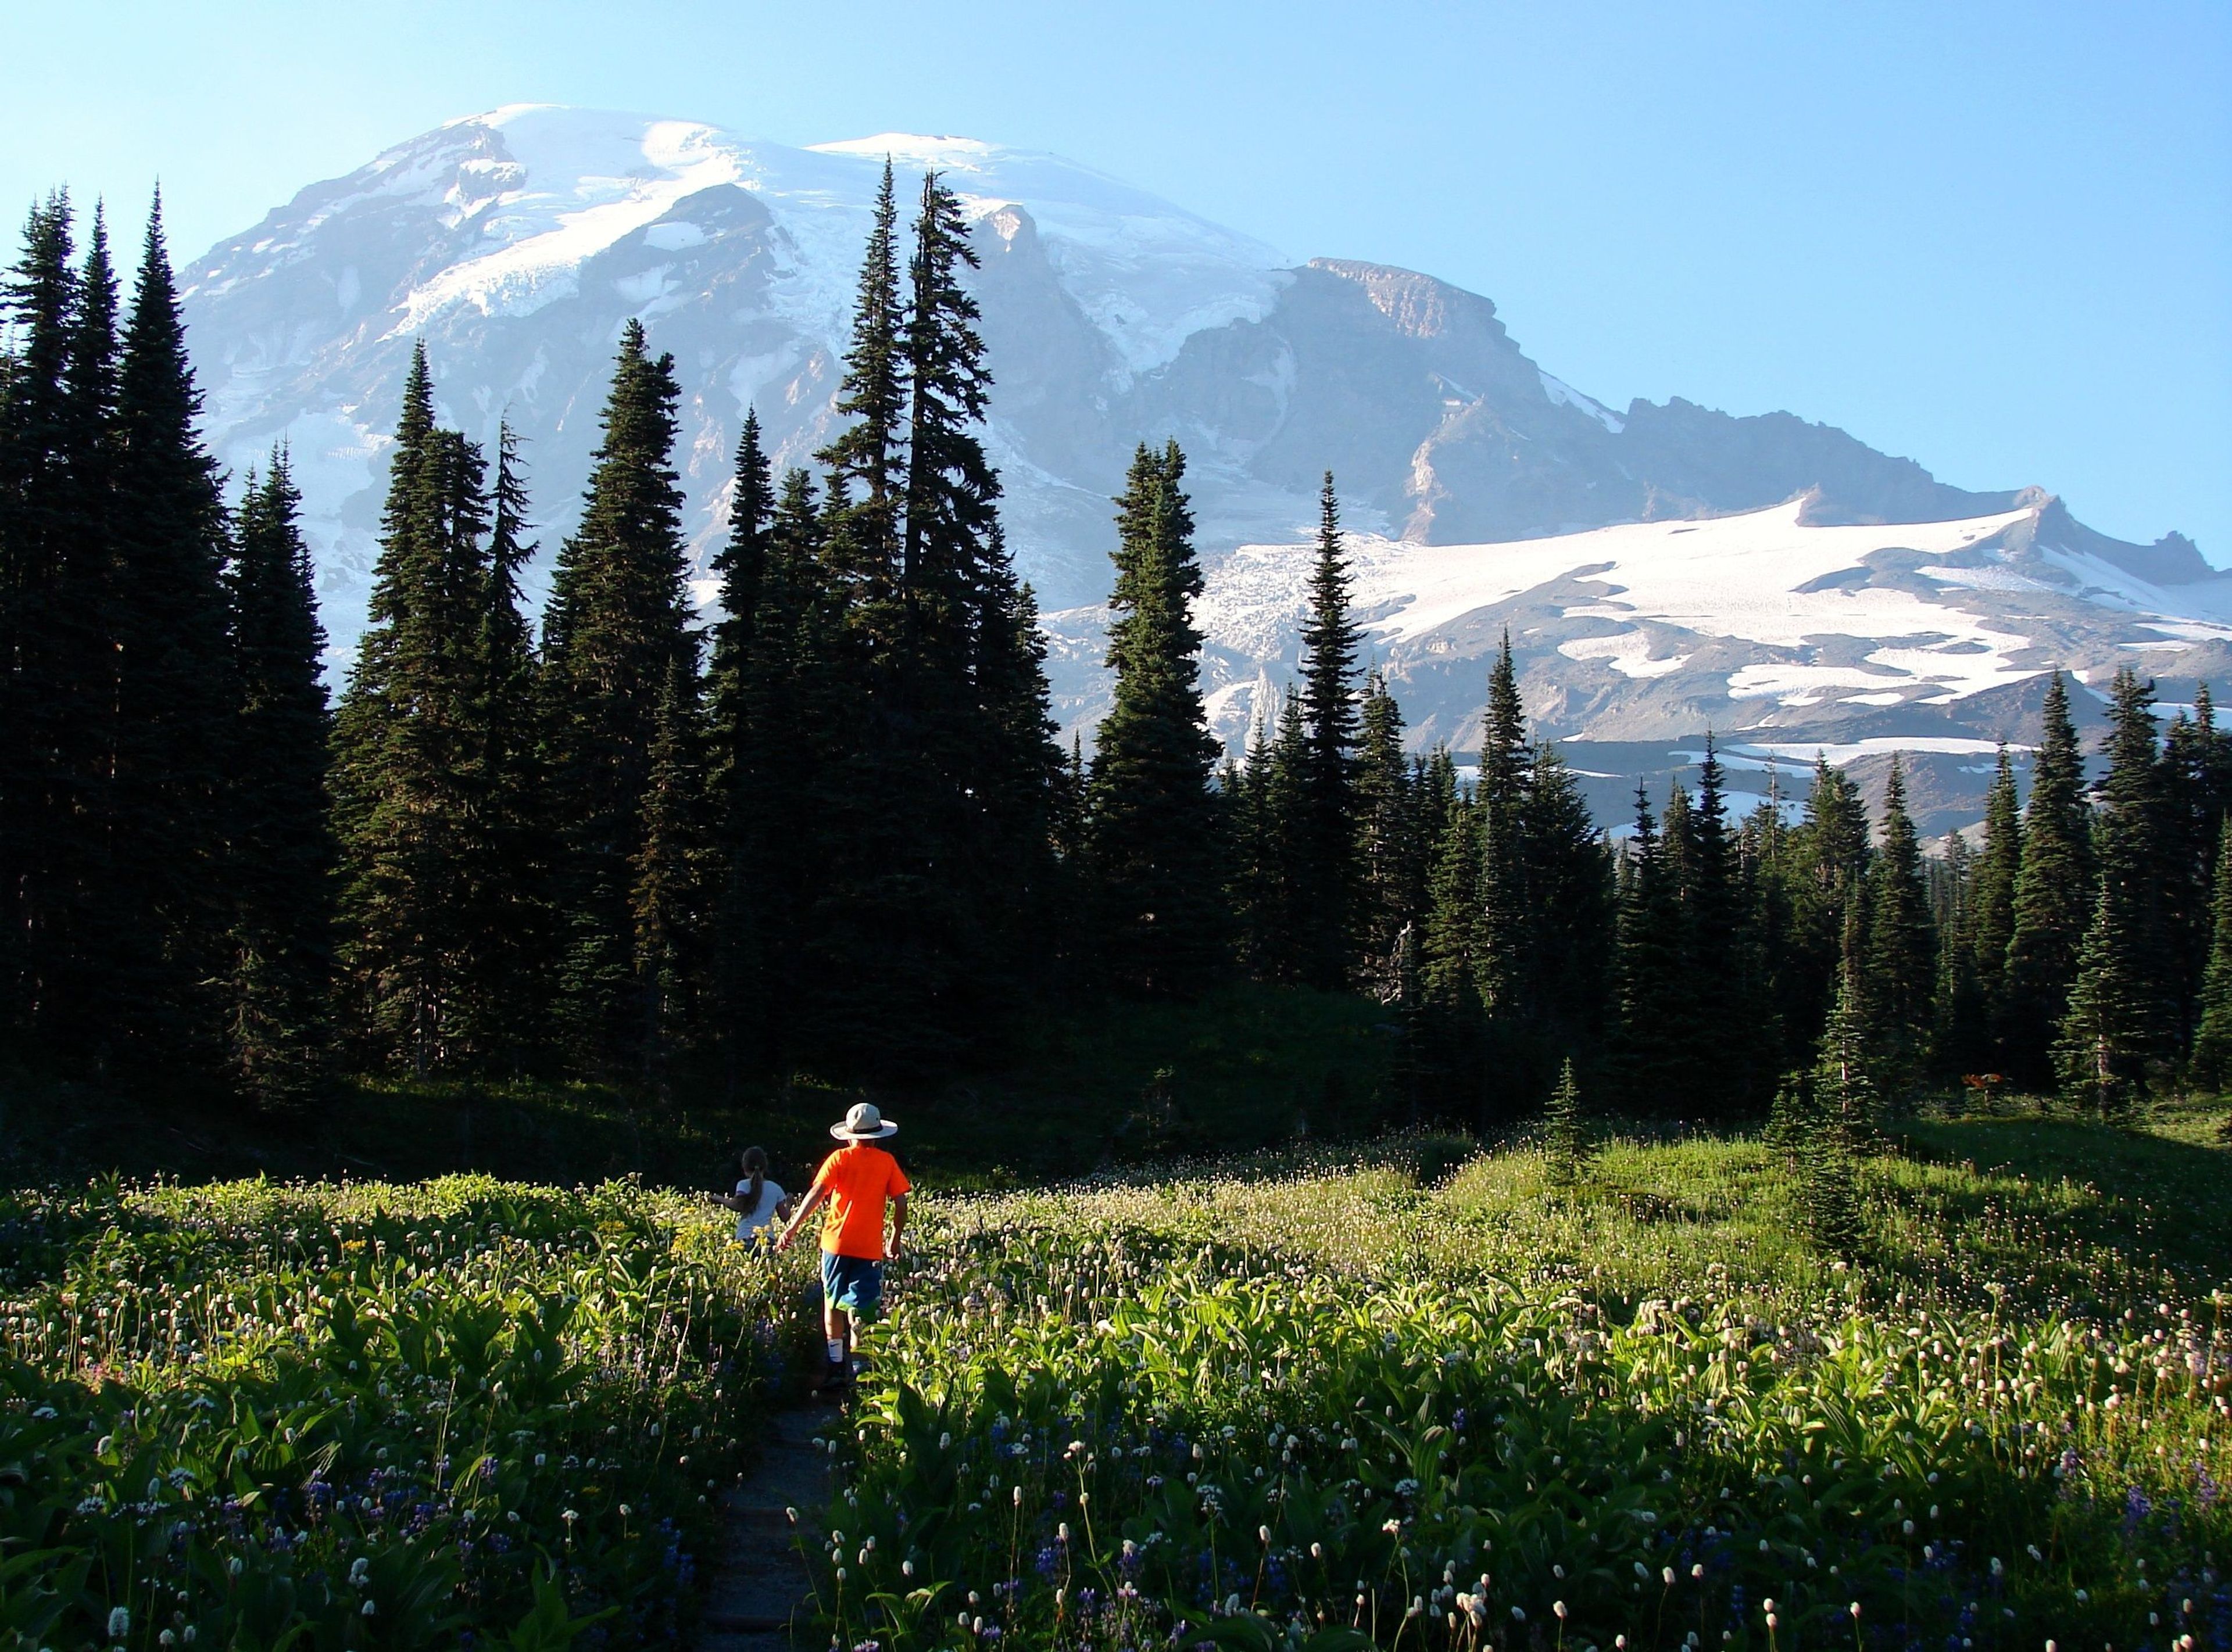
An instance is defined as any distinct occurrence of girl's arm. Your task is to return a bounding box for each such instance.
[773,1185,828,1252]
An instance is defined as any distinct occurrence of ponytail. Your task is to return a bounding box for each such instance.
[741,1145,769,1214]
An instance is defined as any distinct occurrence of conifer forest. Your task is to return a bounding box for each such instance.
[2,177,2228,1652]
[3,178,2229,1129]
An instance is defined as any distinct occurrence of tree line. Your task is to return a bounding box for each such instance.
[5,179,2227,1125]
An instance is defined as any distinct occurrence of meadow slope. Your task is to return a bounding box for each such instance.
[0,1108,2224,1651]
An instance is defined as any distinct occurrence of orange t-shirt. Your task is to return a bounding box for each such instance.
[811,1143,911,1260]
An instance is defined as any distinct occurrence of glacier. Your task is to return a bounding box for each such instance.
[175,105,2229,831]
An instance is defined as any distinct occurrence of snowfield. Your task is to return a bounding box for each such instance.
[177,103,2225,823]
[1193,499,2045,716]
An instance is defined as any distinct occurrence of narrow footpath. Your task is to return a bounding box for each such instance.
[696,1406,830,1652]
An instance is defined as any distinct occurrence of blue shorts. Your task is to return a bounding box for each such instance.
[821,1252,884,1318]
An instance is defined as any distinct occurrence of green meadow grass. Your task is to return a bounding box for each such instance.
[1,1100,2225,1650]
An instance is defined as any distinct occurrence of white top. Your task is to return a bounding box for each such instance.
[733,1179,785,1239]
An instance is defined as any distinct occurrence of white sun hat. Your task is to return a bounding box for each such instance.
[832,1101,899,1141]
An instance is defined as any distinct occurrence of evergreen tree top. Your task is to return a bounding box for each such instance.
[2098,666,2161,812]
[232,449,330,709]
[712,407,772,652]
[119,190,210,444]
[65,202,119,433]
[1482,632,1525,808]
[1879,755,1915,839]
[1104,442,1206,678]
[899,166,1002,646]
[545,322,692,664]
[1298,472,1362,765]
[395,341,435,453]
[3,190,75,411]
[1627,780,1659,855]
[488,423,535,586]
[820,161,906,509]
[2031,671,2086,801]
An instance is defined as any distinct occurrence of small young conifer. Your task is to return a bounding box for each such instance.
[1541,1056,1592,1189]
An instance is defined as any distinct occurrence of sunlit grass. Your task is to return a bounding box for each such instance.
[818,1123,2228,1652]
[0,1174,817,1649]
[5,1109,2226,1651]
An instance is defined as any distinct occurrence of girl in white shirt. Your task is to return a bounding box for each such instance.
[709,1146,788,1243]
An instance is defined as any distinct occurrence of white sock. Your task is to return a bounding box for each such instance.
[826,1338,845,1365]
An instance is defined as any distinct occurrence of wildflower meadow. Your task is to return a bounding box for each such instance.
[820,1129,2227,1652]
[0,1176,814,1650]
[1,1115,2225,1651]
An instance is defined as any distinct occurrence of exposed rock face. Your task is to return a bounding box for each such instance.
[179,106,2223,831]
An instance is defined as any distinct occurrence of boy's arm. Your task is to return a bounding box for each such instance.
[773,1184,828,1252]
[887,1192,908,1260]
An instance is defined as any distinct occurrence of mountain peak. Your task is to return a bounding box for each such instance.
[809,132,1008,165]
[176,106,2219,818]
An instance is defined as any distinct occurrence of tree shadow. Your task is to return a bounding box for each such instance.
[1878,1112,2232,1309]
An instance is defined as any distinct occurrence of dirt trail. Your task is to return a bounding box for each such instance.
[695,1406,831,1652]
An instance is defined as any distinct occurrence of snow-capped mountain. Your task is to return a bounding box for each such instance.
[1055,492,2226,834]
[180,103,1293,629]
[180,104,2227,827]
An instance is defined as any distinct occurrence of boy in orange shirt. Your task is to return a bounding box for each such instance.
[774,1102,910,1395]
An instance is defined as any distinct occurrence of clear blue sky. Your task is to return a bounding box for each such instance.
[5,1,2226,558]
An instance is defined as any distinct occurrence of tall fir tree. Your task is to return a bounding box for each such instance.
[2188,817,2232,1088]
[104,193,237,1080]
[2002,671,2092,1088]
[225,454,335,1104]
[330,352,507,1071]
[1420,791,1483,1009]
[1353,668,1414,992]
[817,162,907,615]
[465,423,550,1070]
[721,465,835,1075]
[0,192,82,1045]
[704,409,776,1079]
[797,170,908,1062]
[1814,933,1880,1138]
[1473,636,1527,1021]
[899,171,999,665]
[1257,692,1312,983]
[2055,668,2167,1105]
[2098,668,2174,1023]
[2056,879,2153,1116]
[1515,741,1613,1063]
[1086,442,1226,996]
[1675,736,1760,1115]
[540,321,699,1076]
[1227,704,1278,980]
[2161,693,2226,1049]
[1415,786,1485,1116]
[630,658,714,1095]
[50,206,121,1047]
[710,409,775,678]
[1968,745,2023,1032]
[1292,473,1362,989]
[1788,755,1872,1058]
[799,171,1058,1070]
[1931,827,1991,1081]
[1612,783,1694,1111]
[1742,772,1805,1079]
[1863,757,1935,1101]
